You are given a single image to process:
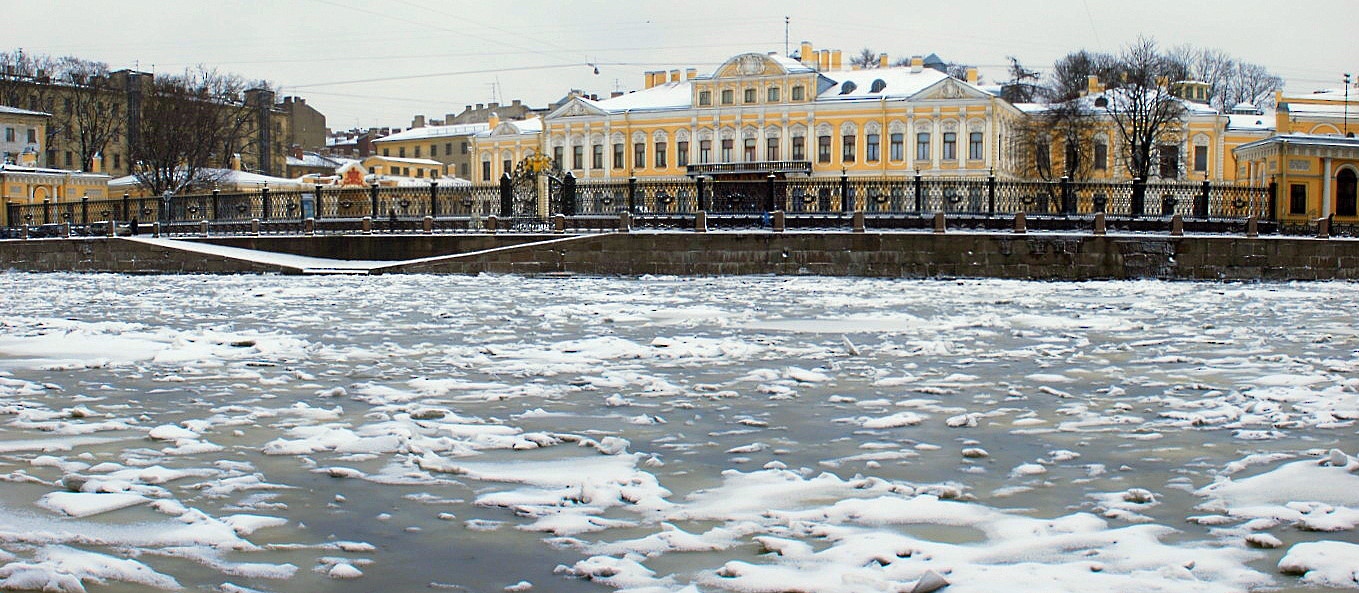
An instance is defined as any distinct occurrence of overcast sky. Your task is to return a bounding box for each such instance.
[8,0,1356,131]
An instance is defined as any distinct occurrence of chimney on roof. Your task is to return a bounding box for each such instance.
[966,67,978,85]
[291,145,304,160]
[476,103,484,110]
[512,99,521,107]
[413,115,426,128]
[1086,75,1102,95]
[817,50,829,72]
[831,49,842,71]
[488,112,500,129]
[611,91,624,98]
[669,69,680,83]
[686,68,697,80]
[800,41,813,65]
[489,102,499,109]
[910,56,923,74]
[879,53,889,69]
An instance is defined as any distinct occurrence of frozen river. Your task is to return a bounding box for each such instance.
[0,273,1356,593]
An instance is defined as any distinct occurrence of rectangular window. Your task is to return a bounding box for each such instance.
[572,145,583,170]
[792,86,804,101]
[592,144,603,169]
[743,138,756,161]
[1035,142,1050,173]
[942,132,956,161]
[553,146,563,165]
[431,144,438,157]
[968,132,984,160]
[65,151,73,167]
[766,137,779,161]
[634,142,645,168]
[842,134,856,163]
[721,89,734,105]
[655,141,667,168]
[744,88,756,104]
[1159,145,1179,179]
[482,160,491,181]
[399,147,406,158]
[767,86,780,102]
[699,91,712,106]
[1194,146,1208,172]
[27,128,36,143]
[916,133,931,161]
[501,161,510,176]
[1290,183,1307,215]
[866,134,880,162]
[700,140,712,162]
[414,146,421,158]
[383,148,390,157]
[792,136,806,161]
[3,128,12,142]
[445,142,453,156]
[890,133,904,161]
[677,141,689,166]
[113,154,121,170]
[461,141,469,154]
[613,144,624,169]
[721,138,734,161]
[817,136,831,163]
[1094,141,1108,170]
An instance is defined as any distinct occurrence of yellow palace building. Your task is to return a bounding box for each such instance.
[475,43,1026,182]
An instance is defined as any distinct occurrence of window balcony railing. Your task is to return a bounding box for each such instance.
[686,161,812,176]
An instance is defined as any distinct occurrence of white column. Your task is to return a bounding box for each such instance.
[1323,157,1334,217]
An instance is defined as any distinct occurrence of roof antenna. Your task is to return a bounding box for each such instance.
[784,17,790,57]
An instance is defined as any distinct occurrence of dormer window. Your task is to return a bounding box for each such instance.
[791,85,805,101]
[1094,96,1109,108]
[870,79,887,93]
[839,81,857,95]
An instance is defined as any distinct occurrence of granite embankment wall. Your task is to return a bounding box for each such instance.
[3,232,1358,280]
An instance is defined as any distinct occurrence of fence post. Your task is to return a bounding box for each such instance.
[5,202,15,229]
[1246,215,1258,238]
[1170,214,1184,236]
[765,174,777,213]
[429,181,439,218]
[563,171,577,216]
[261,186,271,221]
[987,173,997,217]
[694,210,707,233]
[211,188,220,221]
[1196,179,1210,218]
[369,182,380,219]
[1131,178,1145,217]
[499,173,513,218]
[1267,178,1278,221]
[121,193,130,225]
[696,176,708,212]
[627,176,638,213]
[1060,176,1073,215]
[913,171,924,213]
[840,171,851,213]
[81,197,89,227]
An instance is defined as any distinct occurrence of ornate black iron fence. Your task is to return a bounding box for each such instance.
[5,175,1279,235]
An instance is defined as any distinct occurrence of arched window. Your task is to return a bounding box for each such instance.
[1338,168,1358,217]
[870,79,887,93]
[839,81,857,95]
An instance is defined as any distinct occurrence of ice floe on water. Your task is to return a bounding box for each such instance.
[1,273,1358,592]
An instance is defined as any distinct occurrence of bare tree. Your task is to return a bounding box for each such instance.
[1222,62,1283,109]
[1046,49,1120,102]
[1099,38,1188,181]
[0,50,61,163]
[850,48,881,69]
[1001,56,1042,104]
[130,67,265,194]
[1169,45,1283,110]
[1010,98,1101,180]
[52,56,123,172]
[944,62,973,81]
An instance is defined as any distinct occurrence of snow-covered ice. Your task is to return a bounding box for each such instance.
[1,273,1357,592]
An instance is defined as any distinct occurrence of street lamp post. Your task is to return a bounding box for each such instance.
[1345,73,1353,138]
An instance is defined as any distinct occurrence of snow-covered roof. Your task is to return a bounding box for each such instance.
[0,163,108,178]
[0,105,49,117]
[375,122,490,143]
[817,67,955,101]
[1226,111,1275,132]
[590,81,694,112]
[373,175,471,187]
[109,169,305,189]
[368,156,444,167]
[1235,133,1359,153]
[286,152,355,169]
[478,117,543,137]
